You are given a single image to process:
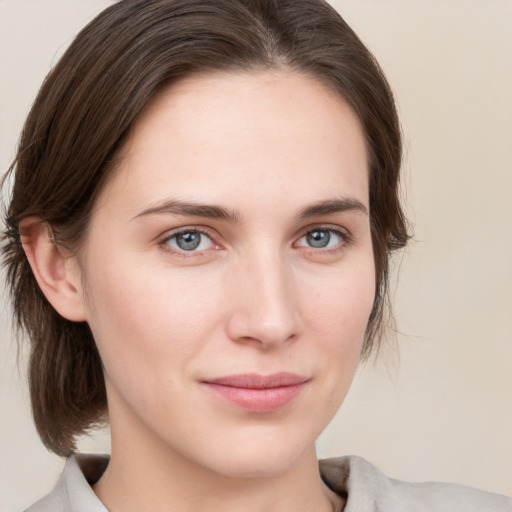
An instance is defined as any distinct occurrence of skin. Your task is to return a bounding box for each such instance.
[24,70,375,512]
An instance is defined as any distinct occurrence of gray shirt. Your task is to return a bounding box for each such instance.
[25,454,512,512]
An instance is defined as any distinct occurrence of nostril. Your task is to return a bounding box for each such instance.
[225,301,301,348]
[224,256,302,347]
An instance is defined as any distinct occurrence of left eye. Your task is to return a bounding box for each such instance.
[296,229,343,249]
[164,230,215,252]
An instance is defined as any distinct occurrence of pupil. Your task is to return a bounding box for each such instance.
[176,232,201,250]
[307,230,330,248]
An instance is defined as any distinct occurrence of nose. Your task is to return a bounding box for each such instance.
[225,250,302,349]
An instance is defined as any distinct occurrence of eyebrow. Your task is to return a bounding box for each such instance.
[132,199,240,222]
[297,198,368,219]
[132,196,368,222]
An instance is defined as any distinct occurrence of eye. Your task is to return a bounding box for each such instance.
[162,229,217,253]
[295,228,346,250]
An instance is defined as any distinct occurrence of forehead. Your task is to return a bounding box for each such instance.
[99,69,369,213]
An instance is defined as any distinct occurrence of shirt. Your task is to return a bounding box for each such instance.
[25,453,512,512]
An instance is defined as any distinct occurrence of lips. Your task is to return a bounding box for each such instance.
[201,372,309,413]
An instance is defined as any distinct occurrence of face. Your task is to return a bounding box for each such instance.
[77,70,375,478]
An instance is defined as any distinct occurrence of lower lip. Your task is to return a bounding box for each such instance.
[202,383,306,413]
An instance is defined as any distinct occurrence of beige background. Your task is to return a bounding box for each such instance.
[1,1,511,510]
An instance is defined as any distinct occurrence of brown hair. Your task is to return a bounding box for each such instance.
[1,0,409,456]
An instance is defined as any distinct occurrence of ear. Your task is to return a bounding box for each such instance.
[20,217,88,322]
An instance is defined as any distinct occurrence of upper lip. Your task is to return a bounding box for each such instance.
[203,372,309,389]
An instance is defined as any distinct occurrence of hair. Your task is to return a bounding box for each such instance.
[1,0,409,456]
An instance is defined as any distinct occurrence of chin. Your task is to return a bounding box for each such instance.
[212,449,305,479]
[195,426,318,479]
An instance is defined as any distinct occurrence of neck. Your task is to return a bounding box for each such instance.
[93,424,340,512]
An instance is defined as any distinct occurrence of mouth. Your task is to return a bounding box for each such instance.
[201,373,310,413]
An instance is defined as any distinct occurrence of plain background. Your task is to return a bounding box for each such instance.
[1,1,511,510]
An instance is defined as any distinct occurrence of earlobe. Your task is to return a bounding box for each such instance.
[20,217,88,322]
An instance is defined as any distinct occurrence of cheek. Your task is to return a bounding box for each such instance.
[81,252,225,374]
[301,256,375,386]
[81,265,224,432]
[300,256,376,339]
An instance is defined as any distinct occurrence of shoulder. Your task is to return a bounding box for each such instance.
[24,491,66,512]
[24,470,68,512]
[24,454,109,512]
[320,456,512,512]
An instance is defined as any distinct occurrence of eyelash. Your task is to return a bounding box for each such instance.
[158,227,219,257]
[157,225,352,257]
[294,225,353,254]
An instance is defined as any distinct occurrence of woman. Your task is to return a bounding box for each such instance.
[1,0,510,510]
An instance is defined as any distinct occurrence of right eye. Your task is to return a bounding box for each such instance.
[161,229,217,253]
